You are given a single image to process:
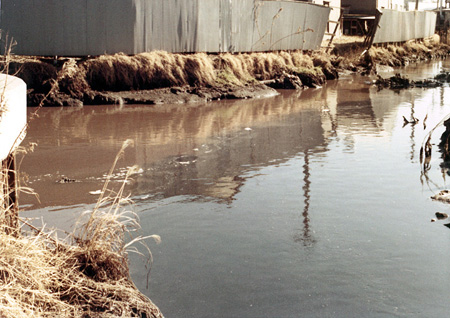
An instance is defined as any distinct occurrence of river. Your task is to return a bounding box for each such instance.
[20,60,450,317]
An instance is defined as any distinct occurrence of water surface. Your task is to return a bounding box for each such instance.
[21,61,450,318]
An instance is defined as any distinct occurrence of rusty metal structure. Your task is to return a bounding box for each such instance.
[0,0,331,56]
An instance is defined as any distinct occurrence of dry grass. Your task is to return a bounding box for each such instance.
[7,34,448,105]
[0,140,163,318]
[80,49,328,91]
[0,227,162,318]
[366,35,446,68]
[368,46,403,66]
[84,51,216,91]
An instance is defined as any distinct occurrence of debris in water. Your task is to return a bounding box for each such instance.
[89,190,102,195]
[403,115,419,126]
[56,177,76,183]
[431,190,450,203]
[244,127,252,131]
[376,73,443,90]
[175,155,197,165]
[435,212,449,220]
[375,73,411,89]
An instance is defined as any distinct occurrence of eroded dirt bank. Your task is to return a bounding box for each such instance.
[6,35,450,106]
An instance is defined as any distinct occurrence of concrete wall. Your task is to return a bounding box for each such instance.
[373,9,436,43]
[0,74,26,162]
[313,0,342,39]
[0,0,330,56]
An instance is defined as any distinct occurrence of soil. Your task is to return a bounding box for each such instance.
[91,83,278,106]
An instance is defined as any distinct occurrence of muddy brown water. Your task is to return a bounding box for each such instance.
[20,61,450,317]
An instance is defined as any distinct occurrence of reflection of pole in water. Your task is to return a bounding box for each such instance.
[410,99,416,162]
[294,150,315,246]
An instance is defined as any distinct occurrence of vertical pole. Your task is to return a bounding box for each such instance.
[365,10,382,49]
[326,7,343,53]
[5,153,18,237]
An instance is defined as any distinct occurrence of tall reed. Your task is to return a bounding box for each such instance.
[0,139,163,317]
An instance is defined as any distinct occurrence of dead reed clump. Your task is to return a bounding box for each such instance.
[0,225,163,318]
[311,52,338,80]
[82,55,115,91]
[423,34,440,48]
[395,46,407,57]
[232,51,313,81]
[83,51,217,91]
[278,51,295,67]
[135,51,187,88]
[0,140,163,318]
[210,50,332,88]
[57,58,90,100]
[291,66,326,87]
[0,231,78,317]
[404,40,430,54]
[367,47,403,67]
[83,53,141,91]
[261,52,289,78]
[212,53,255,85]
[9,60,58,94]
[183,53,216,87]
[289,51,314,69]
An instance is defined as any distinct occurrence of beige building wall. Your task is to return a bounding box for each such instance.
[313,0,342,39]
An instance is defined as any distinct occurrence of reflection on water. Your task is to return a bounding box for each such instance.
[20,61,450,318]
[293,150,315,246]
[21,75,397,209]
[20,87,330,208]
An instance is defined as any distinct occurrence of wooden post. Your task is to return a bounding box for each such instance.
[364,10,382,49]
[3,153,19,237]
[326,8,344,53]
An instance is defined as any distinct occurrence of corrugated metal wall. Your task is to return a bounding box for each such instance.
[1,0,138,56]
[373,9,437,44]
[0,0,330,56]
[247,1,330,52]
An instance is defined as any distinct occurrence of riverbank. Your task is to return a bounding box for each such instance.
[0,141,164,317]
[8,35,450,107]
[0,227,163,318]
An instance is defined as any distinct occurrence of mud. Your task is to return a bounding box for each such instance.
[95,83,278,105]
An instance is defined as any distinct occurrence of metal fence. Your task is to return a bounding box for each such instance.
[0,0,331,56]
[373,9,436,44]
